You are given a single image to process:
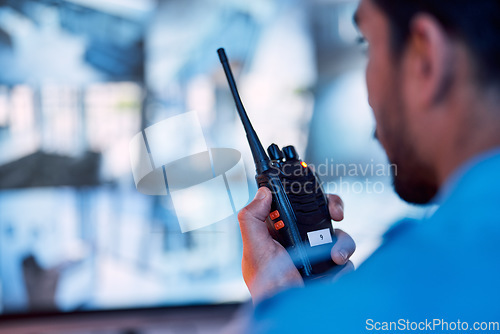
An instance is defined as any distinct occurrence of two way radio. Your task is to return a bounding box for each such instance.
[217,48,341,279]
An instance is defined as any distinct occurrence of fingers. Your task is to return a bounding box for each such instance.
[327,194,344,221]
[238,187,273,247]
[331,261,355,282]
[330,229,356,265]
[327,194,353,265]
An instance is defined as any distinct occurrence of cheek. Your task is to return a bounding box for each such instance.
[365,56,387,119]
[365,56,397,155]
[365,58,376,109]
[365,58,383,129]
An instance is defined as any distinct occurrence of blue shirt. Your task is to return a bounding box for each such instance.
[248,150,500,333]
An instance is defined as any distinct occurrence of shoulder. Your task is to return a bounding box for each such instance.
[249,212,500,333]
[248,152,500,333]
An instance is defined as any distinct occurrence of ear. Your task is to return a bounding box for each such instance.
[405,14,456,106]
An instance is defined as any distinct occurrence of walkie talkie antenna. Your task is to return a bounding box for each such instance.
[217,48,270,173]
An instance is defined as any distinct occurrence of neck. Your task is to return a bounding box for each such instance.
[435,98,500,186]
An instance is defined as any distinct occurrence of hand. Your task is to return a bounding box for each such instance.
[237,187,356,303]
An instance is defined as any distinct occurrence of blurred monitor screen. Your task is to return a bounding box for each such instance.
[0,0,418,316]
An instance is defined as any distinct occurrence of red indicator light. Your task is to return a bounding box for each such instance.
[301,162,308,168]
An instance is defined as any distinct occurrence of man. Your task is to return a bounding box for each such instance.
[237,0,500,332]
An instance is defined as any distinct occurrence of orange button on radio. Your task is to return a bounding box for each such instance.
[270,210,280,220]
[274,220,285,230]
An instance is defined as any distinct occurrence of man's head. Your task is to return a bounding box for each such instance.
[355,0,500,204]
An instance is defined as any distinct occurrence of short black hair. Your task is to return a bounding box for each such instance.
[371,0,500,88]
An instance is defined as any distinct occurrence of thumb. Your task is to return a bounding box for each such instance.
[238,187,273,244]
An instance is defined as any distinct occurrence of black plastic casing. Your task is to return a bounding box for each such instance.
[256,149,338,279]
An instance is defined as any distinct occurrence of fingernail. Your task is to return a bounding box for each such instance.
[336,204,344,215]
[255,188,267,200]
[338,249,348,262]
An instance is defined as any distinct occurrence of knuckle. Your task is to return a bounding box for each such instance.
[334,228,347,238]
[334,229,356,254]
[237,206,251,222]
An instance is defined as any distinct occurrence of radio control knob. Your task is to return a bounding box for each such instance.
[283,146,299,161]
[267,144,284,161]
